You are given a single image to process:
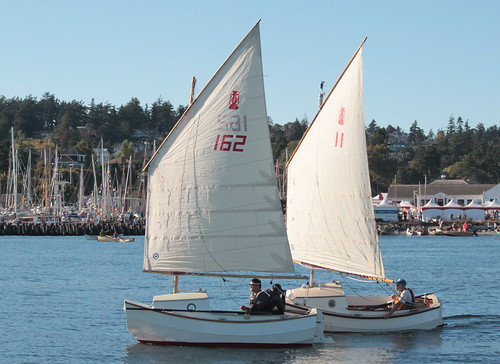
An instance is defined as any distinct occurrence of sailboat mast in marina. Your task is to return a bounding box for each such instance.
[285,38,443,332]
[124,21,329,347]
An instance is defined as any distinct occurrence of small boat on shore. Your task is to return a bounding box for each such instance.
[97,235,135,242]
[428,227,443,235]
[442,230,476,237]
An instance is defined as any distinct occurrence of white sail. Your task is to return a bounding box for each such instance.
[144,23,294,275]
[286,44,386,280]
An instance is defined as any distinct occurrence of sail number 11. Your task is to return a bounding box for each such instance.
[214,134,247,152]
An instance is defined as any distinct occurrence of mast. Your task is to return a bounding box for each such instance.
[424,174,427,207]
[27,148,32,210]
[318,81,326,109]
[11,127,17,222]
[140,142,146,217]
[393,174,397,204]
[101,138,106,220]
[91,154,98,218]
[122,156,131,215]
[172,76,197,293]
[78,165,84,212]
[44,148,49,211]
[189,76,197,105]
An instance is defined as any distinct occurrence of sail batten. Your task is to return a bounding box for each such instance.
[143,22,295,275]
[286,42,386,280]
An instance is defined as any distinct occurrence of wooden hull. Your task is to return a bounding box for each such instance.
[442,231,476,237]
[124,291,331,347]
[287,283,443,333]
[97,236,134,242]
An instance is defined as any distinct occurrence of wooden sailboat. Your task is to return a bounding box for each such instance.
[124,21,329,347]
[285,39,443,332]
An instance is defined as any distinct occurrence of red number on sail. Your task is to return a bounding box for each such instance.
[233,135,246,152]
[335,132,344,148]
[220,135,232,151]
[214,134,247,152]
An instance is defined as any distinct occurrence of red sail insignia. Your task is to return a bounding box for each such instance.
[338,107,345,125]
[229,91,239,110]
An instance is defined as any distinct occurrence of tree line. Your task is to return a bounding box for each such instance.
[365,117,500,195]
[1,93,499,202]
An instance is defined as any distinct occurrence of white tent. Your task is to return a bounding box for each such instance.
[463,200,485,221]
[421,199,443,222]
[398,200,416,208]
[372,192,387,205]
[442,199,464,220]
[485,199,500,209]
[484,199,500,219]
[378,198,393,206]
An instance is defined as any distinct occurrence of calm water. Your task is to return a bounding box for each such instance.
[1,234,499,363]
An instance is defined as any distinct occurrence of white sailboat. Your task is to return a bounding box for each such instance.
[285,38,443,332]
[124,21,329,347]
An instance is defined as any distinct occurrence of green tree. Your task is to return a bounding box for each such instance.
[151,98,176,133]
[119,140,135,159]
[367,143,397,194]
[408,120,425,146]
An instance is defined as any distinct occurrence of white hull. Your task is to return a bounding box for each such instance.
[124,291,331,347]
[97,236,134,242]
[287,282,443,333]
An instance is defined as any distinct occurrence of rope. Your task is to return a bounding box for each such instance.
[340,273,395,301]
[218,276,247,306]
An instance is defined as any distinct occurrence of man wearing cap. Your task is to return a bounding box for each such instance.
[240,278,262,312]
[384,278,414,318]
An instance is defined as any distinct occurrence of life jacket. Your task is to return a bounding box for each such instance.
[249,285,285,314]
[396,288,415,310]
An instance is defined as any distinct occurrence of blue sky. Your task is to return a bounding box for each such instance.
[2,1,498,133]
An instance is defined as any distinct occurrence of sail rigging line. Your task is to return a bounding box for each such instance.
[218,276,250,307]
[143,19,262,172]
[339,273,393,301]
[286,36,367,168]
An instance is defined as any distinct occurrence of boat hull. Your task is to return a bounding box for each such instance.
[287,283,443,333]
[442,231,476,237]
[124,291,330,347]
[97,236,134,242]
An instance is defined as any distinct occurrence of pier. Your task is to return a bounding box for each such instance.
[0,221,145,236]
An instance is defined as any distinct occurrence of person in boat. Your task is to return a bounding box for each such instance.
[384,278,414,318]
[240,278,262,313]
[240,279,285,314]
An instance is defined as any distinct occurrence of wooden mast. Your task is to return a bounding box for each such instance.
[172,76,197,294]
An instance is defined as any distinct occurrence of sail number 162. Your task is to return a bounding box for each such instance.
[214,134,247,152]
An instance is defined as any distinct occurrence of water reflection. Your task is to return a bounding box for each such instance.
[124,343,320,364]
